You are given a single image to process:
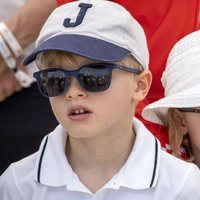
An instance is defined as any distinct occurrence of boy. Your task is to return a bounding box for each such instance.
[0,0,200,199]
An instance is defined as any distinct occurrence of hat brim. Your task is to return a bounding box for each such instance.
[23,34,131,65]
[142,86,200,125]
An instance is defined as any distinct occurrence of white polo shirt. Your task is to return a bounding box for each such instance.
[0,118,200,199]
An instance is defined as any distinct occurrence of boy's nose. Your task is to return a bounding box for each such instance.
[65,77,87,100]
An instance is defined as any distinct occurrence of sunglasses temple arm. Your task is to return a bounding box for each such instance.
[116,65,141,74]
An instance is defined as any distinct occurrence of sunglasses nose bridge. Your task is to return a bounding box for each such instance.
[62,70,78,90]
[64,71,88,99]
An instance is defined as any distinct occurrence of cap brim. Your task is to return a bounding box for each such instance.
[23,34,131,65]
[142,86,200,125]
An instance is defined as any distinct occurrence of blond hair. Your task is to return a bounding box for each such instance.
[35,51,143,71]
[166,108,194,162]
[36,51,77,70]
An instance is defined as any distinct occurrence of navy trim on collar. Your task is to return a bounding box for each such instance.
[150,137,158,187]
[37,136,48,183]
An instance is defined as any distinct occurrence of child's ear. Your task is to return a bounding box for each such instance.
[174,109,188,135]
[132,70,152,102]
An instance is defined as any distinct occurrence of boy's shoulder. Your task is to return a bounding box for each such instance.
[0,125,68,199]
[133,118,200,197]
[157,149,200,198]
[0,124,66,186]
[159,147,199,180]
[0,151,39,199]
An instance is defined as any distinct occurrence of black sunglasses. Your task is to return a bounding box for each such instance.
[33,63,141,97]
[178,108,200,114]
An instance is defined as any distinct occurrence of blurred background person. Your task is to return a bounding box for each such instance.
[0,0,58,175]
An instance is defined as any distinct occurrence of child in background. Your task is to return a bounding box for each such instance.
[1,1,200,199]
[143,30,200,168]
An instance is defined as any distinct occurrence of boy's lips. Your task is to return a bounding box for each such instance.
[67,105,93,120]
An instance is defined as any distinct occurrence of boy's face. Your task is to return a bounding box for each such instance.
[48,54,151,139]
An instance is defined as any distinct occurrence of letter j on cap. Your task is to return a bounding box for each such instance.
[63,3,92,28]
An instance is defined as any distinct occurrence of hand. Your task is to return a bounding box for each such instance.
[0,66,22,102]
[0,55,7,74]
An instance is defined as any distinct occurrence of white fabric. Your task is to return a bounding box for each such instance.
[35,0,149,69]
[0,0,37,76]
[142,30,200,125]
[0,0,26,20]
[1,118,200,199]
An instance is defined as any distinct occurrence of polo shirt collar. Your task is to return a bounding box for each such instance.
[34,125,74,186]
[34,118,160,189]
[116,118,160,189]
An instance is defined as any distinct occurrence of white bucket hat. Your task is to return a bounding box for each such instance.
[142,30,200,125]
[23,0,149,69]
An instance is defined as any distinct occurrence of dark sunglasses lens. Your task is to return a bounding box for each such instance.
[37,70,67,97]
[78,65,111,92]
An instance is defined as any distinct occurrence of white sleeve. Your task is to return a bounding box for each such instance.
[177,165,200,199]
[0,166,25,200]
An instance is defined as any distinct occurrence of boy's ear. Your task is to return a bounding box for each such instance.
[132,70,152,102]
